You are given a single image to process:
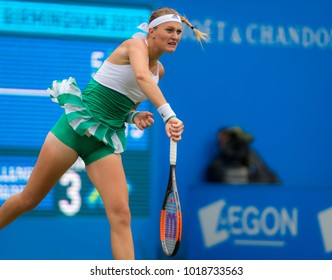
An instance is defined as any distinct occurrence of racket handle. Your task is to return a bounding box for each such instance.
[170,139,177,165]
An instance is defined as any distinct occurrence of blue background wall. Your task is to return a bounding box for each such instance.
[1,0,332,260]
[156,0,332,187]
[154,0,332,259]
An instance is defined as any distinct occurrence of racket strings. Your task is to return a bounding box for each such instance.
[162,192,179,254]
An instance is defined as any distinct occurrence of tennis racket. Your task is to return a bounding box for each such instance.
[160,139,182,257]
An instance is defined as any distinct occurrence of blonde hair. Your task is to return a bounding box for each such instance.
[149,7,210,45]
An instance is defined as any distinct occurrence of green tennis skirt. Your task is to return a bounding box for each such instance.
[48,77,135,165]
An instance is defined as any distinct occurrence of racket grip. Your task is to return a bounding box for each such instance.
[170,139,177,165]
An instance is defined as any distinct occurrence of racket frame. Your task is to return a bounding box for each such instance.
[160,140,182,257]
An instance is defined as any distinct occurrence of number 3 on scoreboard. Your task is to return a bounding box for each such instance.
[58,170,82,216]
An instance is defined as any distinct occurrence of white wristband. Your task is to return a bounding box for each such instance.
[126,111,140,124]
[157,103,176,123]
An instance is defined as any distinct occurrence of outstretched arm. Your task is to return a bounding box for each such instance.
[127,39,184,141]
[127,39,169,106]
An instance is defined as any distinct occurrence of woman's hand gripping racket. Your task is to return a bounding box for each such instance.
[160,139,182,257]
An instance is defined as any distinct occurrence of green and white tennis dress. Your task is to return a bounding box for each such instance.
[48,59,159,165]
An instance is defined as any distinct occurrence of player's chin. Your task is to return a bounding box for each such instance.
[165,44,178,53]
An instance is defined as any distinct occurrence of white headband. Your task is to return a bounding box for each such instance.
[135,14,182,34]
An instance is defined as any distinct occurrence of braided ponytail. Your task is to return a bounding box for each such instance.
[180,16,210,45]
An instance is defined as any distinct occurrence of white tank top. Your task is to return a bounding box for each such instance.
[93,60,159,103]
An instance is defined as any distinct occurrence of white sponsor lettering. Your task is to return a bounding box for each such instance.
[318,207,332,253]
[199,199,298,248]
[183,19,332,50]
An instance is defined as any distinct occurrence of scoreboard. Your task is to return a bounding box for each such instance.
[0,1,153,217]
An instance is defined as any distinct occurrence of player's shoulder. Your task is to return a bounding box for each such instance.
[115,38,147,57]
[125,38,148,48]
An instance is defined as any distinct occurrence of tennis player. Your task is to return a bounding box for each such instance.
[0,7,209,259]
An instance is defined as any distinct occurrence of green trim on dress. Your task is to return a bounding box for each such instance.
[47,77,135,153]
